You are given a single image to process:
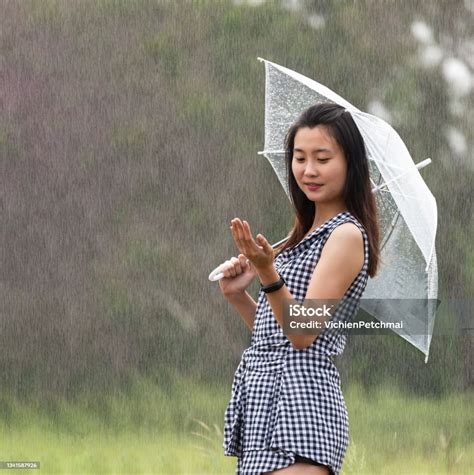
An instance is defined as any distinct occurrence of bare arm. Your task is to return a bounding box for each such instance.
[218,253,258,332]
[225,291,258,331]
[258,223,365,349]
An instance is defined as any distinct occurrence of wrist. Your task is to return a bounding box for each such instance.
[224,289,248,302]
[257,265,279,286]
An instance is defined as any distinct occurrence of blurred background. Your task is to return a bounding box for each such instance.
[0,0,472,473]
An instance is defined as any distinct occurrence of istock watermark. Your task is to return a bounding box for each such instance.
[290,302,335,318]
[283,298,344,335]
[282,297,469,336]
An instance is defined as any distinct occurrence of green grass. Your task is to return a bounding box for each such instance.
[341,383,473,474]
[0,373,472,474]
[0,429,234,474]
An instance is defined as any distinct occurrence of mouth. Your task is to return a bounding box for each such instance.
[305,183,323,190]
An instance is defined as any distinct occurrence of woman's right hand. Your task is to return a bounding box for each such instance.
[218,254,257,297]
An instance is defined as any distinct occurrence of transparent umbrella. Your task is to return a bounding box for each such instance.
[209,57,439,363]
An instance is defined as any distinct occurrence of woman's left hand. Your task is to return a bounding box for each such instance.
[230,218,274,272]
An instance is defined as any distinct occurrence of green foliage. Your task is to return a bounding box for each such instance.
[27,0,65,28]
[0,129,16,156]
[177,91,215,133]
[104,283,137,326]
[111,125,147,157]
[143,32,182,79]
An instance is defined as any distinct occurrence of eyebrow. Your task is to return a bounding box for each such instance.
[293,147,332,154]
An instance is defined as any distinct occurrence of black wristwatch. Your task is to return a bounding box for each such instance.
[260,273,286,293]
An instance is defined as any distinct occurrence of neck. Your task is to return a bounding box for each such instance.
[311,203,349,229]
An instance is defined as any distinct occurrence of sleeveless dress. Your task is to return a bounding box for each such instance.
[223,211,370,475]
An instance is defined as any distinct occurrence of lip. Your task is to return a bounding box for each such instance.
[306,183,323,190]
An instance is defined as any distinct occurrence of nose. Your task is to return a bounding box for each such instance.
[303,160,319,177]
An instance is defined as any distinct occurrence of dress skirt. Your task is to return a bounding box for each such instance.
[224,337,348,475]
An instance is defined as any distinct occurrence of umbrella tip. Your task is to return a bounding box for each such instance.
[416,158,432,170]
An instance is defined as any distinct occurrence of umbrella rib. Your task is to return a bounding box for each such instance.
[375,188,433,201]
[373,159,432,192]
[380,210,401,251]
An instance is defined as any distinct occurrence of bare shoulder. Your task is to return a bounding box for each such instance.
[321,222,364,266]
[306,221,366,301]
[329,222,364,247]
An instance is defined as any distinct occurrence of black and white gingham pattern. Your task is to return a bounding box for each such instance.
[223,212,370,475]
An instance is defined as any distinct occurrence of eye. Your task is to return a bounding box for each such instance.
[294,157,305,162]
[318,159,330,162]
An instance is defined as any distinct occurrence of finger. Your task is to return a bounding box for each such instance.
[222,260,232,278]
[222,261,234,278]
[239,254,250,271]
[240,222,253,254]
[243,220,260,250]
[237,220,260,257]
[238,254,248,269]
[233,218,245,241]
[230,256,242,274]
[256,234,273,254]
[233,219,249,253]
[230,221,245,253]
[230,221,238,240]
[227,262,236,277]
[233,218,245,242]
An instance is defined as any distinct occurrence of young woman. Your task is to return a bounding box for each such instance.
[220,103,380,475]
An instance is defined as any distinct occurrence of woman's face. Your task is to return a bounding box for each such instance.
[291,125,347,204]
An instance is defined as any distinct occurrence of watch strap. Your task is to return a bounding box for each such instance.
[260,273,286,293]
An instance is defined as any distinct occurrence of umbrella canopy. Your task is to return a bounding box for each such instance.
[257,57,439,363]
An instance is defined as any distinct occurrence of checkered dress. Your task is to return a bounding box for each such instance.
[223,211,370,475]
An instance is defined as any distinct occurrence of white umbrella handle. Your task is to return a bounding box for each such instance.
[208,261,231,282]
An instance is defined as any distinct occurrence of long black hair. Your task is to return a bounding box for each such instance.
[274,102,380,277]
